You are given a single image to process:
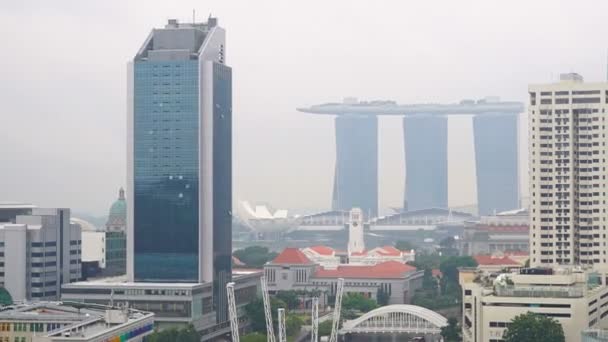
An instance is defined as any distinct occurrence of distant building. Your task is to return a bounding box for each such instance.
[106,187,126,232]
[347,208,365,254]
[460,268,608,342]
[529,74,608,268]
[472,254,524,273]
[264,248,423,305]
[0,204,81,302]
[302,245,415,267]
[0,301,153,342]
[459,209,529,256]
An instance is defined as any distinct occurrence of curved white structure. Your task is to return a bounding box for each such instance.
[70,217,98,232]
[341,305,447,335]
[238,201,299,233]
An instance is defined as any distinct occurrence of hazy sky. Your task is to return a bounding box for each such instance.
[1,0,608,216]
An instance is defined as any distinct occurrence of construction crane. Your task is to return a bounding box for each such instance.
[311,297,319,342]
[329,278,345,342]
[278,308,287,342]
[226,282,240,342]
[260,276,276,342]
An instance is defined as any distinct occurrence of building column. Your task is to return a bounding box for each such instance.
[473,113,519,215]
[333,115,378,218]
[403,115,448,211]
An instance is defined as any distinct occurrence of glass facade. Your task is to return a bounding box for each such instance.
[403,116,448,211]
[211,62,232,322]
[332,115,378,218]
[473,114,519,215]
[133,60,200,282]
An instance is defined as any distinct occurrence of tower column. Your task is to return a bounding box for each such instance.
[333,115,378,218]
[403,115,448,211]
[473,113,519,215]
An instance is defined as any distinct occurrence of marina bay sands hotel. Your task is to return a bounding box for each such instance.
[297,97,525,217]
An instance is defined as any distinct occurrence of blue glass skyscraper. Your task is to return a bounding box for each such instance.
[127,18,232,321]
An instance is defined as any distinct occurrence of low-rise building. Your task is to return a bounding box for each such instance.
[473,254,524,273]
[460,268,608,342]
[0,301,153,342]
[459,209,529,256]
[61,270,261,341]
[0,204,81,302]
[265,248,423,305]
[302,245,415,268]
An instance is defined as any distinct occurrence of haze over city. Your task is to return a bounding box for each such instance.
[2,0,608,215]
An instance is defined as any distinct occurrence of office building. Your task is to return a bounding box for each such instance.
[0,204,81,302]
[127,17,232,321]
[0,302,154,342]
[61,270,260,340]
[460,268,608,342]
[528,74,608,268]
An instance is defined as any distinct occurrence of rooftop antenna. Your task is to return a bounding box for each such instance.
[192,9,195,24]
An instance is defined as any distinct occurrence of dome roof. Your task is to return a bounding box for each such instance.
[106,188,126,229]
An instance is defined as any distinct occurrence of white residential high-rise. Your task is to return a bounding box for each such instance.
[529,73,608,268]
[347,208,365,254]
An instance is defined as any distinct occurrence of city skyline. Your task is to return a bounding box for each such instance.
[2,0,608,216]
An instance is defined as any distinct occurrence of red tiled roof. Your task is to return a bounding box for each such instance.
[350,250,368,256]
[432,269,443,277]
[309,246,335,256]
[474,255,520,266]
[314,261,417,279]
[272,248,312,264]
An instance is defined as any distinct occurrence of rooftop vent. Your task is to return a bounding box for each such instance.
[560,73,584,82]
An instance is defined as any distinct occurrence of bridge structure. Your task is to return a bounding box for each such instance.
[339,305,448,340]
[298,97,525,218]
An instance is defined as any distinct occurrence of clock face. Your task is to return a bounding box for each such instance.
[352,222,358,227]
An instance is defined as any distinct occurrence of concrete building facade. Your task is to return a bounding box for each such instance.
[0,205,81,302]
[460,268,608,342]
[528,74,608,268]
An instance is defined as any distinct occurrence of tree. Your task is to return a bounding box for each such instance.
[440,317,461,342]
[395,240,415,251]
[244,297,287,334]
[439,256,477,284]
[342,293,378,313]
[276,290,300,310]
[285,314,304,337]
[0,288,12,306]
[376,288,390,306]
[241,332,267,342]
[318,320,333,337]
[146,325,200,342]
[503,312,565,342]
[233,246,278,268]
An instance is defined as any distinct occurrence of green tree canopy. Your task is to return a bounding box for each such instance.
[146,325,200,342]
[395,240,416,251]
[440,317,461,342]
[285,314,304,337]
[342,293,378,313]
[244,297,287,334]
[376,288,390,306]
[439,256,477,284]
[503,312,565,342]
[233,246,278,268]
[0,288,12,306]
[241,332,267,342]
[276,290,300,310]
[318,320,333,337]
